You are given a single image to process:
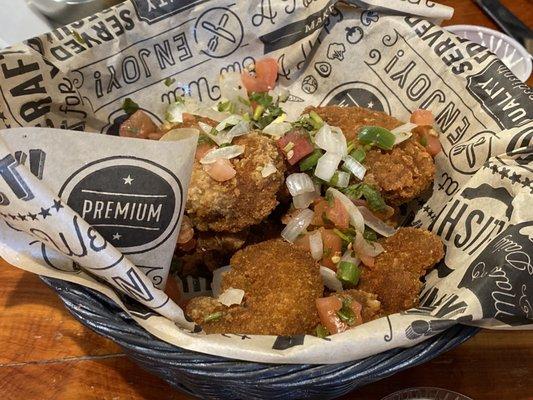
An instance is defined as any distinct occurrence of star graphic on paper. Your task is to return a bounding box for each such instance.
[521,176,532,189]
[9,214,17,220]
[27,212,38,221]
[17,213,27,221]
[123,175,134,185]
[112,232,122,240]
[0,212,6,218]
[508,172,521,184]
[38,207,51,219]
[51,199,64,212]
[367,101,374,109]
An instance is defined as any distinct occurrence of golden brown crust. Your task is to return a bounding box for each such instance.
[359,227,444,314]
[185,239,324,335]
[186,132,286,232]
[305,106,402,141]
[363,140,435,206]
[304,106,435,205]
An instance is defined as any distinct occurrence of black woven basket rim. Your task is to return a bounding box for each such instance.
[41,275,479,371]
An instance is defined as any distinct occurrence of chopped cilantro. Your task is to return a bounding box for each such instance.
[315,324,330,339]
[363,228,377,242]
[341,183,386,213]
[204,311,223,323]
[164,77,176,87]
[336,297,356,325]
[122,98,139,115]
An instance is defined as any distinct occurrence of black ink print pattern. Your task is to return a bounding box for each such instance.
[327,43,346,61]
[0,154,35,202]
[130,0,209,25]
[301,75,318,94]
[314,61,332,78]
[360,10,379,27]
[59,156,183,255]
[194,7,244,59]
[449,130,496,175]
[345,26,364,45]
[252,0,278,27]
[466,60,532,129]
[272,335,306,350]
[458,221,533,326]
[319,81,391,114]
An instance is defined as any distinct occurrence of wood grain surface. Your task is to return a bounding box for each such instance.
[1,1,532,399]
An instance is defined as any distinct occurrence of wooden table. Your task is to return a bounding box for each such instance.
[1,1,532,399]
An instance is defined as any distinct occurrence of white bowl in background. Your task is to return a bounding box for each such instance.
[446,25,532,82]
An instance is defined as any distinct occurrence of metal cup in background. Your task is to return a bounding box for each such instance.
[28,0,122,26]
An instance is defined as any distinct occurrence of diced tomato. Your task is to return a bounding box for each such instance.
[320,228,342,270]
[119,110,159,139]
[325,197,349,230]
[294,234,311,252]
[311,199,328,226]
[241,58,278,93]
[277,131,314,165]
[195,143,216,161]
[359,254,375,268]
[350,300,363,326]
[410,109,434,126]
[311,198,349,230]
[316,296,345,335]
[425,134,442,157]
[203,159,236,182]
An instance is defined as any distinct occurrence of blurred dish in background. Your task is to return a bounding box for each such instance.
[446,25,532,82]
[0,0,52,47]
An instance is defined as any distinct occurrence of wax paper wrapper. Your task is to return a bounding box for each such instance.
[0,0,531,364]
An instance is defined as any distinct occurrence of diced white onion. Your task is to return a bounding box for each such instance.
[334,170,350,188]
[218,287,245,306]
[215,114,243,131]
[268,87,290,103]
[314,124,347,155]
[211,265,232,297]
[199,122,232,146]
[226,120,250,138]
[320,266,343,292]
[286,173,315,196]
[309,230,323,260]
[262,121,292,138]
[200,145,245,164]
[354,233,385,257]
[314,152,342,182]
[391,123,416,145]
[391,122,417,134]
[341,249,360,265]
[261,162,277,178]
[165,101,190,123]
[342,155,367,180]
[195,107,228,122]
[293,190,318,209]
[219,72,249,114]
[281,208,314,243]
[327,187,365,233]
[357,206,397,237]
[159,128,199,142]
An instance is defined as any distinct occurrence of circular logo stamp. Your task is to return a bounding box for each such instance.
[320,81,391,114]
[59,156,183,254]
[194,7,244,58]
[449,130,495,175]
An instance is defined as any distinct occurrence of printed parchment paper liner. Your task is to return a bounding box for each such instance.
[0,0,531,363]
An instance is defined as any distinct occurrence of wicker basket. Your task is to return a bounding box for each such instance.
[42,276,478,400]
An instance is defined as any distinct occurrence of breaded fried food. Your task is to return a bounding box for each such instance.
[363,140,435,206]
[359,227,444,314]
[305,106,402,141]
[186,132,286,232]
[305,106,435,205]
[186,239,324,335]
